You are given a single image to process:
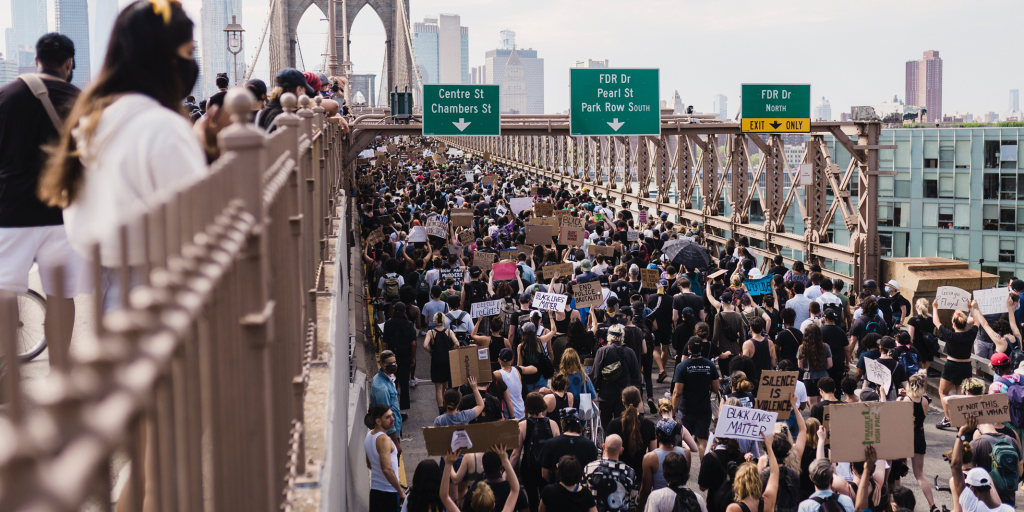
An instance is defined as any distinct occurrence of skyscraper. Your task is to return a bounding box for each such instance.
[478,31,543,114]
[905,51,942,122]
[670,90,684,114]
[813,96,832,121]
[350,74,377,107]
[200,0,243,95]
[91,0,119,76]
[55,0,90,88]
[412,15,468,84]
[500,49,526,114]
[9,0,47,58]
[1011,89,1020,112]
[713,94,727,120]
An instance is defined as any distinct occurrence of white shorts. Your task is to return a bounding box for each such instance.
[0,225,85,298]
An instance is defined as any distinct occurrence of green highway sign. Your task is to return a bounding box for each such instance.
[741,84,811,133]
[422,84,500,136]
[570,68,660,136]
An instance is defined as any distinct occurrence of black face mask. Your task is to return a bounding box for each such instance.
[177,57,199,99]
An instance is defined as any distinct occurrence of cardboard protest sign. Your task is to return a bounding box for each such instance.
[423,420,519,456]
[714,405,778,441]
[498,249,518,262]
[447,244,463,255]
[935,286,970,311]
[588,245,615,257]
[574,282,604,308]
[378,214,393,226]
[533,292,568,312]
[535,203,554,217]
[366,228,386,247]
[528,217,558,227]
[517,245,534,256]
[755,371,798,420]
[408,226,427,242]
[822,405,831,442]
[493,262,517,281]
[425,215,449,238]
[638,210,648,223]
[560,216,585,229]
[451,209,475,228]
[974,287,1009,315]
[743,274,775,296]
[448,345,493,388]
[439,267,464,284]
[864,357,892,396]
[483,151,491,161]
[947,394,1011,428]
[474,252,496,271]
[471,300,503,318]
[530,187,539,195]
[828,401,914,462]
[387,143,397,154]
[525,225,553,245]
[510,197,534,215]
[559,226,585,246]
[514,177,525,187]
[627,229,639,242]
[540,263,573,280]
[358,175,374,185]
[482,176,496,186]
[640,269,660,290]
[459,230,475,245]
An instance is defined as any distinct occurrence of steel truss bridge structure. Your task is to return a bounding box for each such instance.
[346,114,894,286]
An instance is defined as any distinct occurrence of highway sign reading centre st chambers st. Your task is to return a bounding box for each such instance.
[422,84,500,136]
[741,84,811,133]
[570,68,660,136]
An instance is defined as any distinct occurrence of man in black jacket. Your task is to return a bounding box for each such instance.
[0,33,81,367]
[589,324,640,429]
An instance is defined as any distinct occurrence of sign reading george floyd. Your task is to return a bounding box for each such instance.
[741,84,811,133]
[570,68,661,136]
[947,393,1011,428]
[755,371,798,420]
[936,286,970,311]
[714,405,778,441]
[422,84,500,136]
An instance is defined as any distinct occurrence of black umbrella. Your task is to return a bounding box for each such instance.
[662,238,711,270]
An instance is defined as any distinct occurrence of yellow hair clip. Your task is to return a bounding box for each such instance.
[148,0,179,24]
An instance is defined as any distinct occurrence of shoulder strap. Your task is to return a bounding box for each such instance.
[18,74,63,130]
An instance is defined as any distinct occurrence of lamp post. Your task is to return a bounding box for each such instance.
[224,15,245,85]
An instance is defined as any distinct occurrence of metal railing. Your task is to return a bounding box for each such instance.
[0,89,349,512]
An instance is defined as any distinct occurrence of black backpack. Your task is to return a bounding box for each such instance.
[811,493,846,512]
[709,452,738,512]
[769,467,801,512]
[522,417,553,469]
[446,312,472,346]
[669,486,702,512]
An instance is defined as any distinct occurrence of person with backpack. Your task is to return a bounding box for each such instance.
[441,445,523,512]
[518,322,557,392]
[425,311,460,413]
[590,324,641,430]
[378,258,405,302]
[725,432,779,512]
[640,452,704,512]
[382,302,417,412]
[671,337,720,459]
[972,296,1024,371]
[639,419,690,510]
[797,459,855,512]
[539,408,599,486]
[582,434,639,512]
[454,451,530,512]
[757,394,807,512]
[905,298,937,371]
[444,295,475,346]
[539,455,597,512]
[514,392,561,512]
[971,409,1023,507]
[708,289,746,377]
[462,265,490,313]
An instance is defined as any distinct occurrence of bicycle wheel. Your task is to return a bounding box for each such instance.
[16,290,48,362]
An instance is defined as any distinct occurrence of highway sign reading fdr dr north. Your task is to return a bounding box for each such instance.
[423,84,500,136]
[741,84,811,133]
[570,68,660,136]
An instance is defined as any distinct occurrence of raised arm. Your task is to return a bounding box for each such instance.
[497,445,520,512]
[931,300,943,330]
[762,431,780,510]
[440,450,461,512]
[470,317,490,344]
[854,445,877,512]
[468,376,485,418]
[970,300,1006,353]
[706,281,721,310]
[1008,295,1022,341]
[791,393,807,461]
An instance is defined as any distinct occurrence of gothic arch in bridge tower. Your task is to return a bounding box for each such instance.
[271,0,412,95]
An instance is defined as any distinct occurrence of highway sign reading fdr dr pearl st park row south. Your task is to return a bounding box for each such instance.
[570,68,660,136]
[741,83,811,133]
[422,84,501,136]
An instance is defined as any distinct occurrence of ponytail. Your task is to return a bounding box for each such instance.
[621,386,643,456]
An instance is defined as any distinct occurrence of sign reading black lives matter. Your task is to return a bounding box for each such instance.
[714,405,778,441]
[756,371,798,420]
[532,292,568,312]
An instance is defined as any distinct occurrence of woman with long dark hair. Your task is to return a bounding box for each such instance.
[517,322,555,391]
[796,323,833,406]
[406,460,445,512]
[39,0,221,311]
[606,386,656,476]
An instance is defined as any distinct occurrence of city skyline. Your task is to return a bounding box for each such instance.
[3,1,1022,117]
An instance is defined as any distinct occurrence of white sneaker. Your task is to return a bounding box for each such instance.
[410,377,418,388]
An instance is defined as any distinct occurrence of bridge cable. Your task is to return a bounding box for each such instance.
[244,0,278,82]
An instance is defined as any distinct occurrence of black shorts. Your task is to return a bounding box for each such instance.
[803,378,821,397]
[680,412,712,440]
[940,360,973,386]
[914,428,926,455]
[369,489,399,512]
[430,361,452,385]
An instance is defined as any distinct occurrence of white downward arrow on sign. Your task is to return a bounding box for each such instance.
[453,118,472,131]
[607,118,625,131]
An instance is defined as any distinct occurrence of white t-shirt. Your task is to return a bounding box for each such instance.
[377,273,405,291]
[644,487,708,512]
[794,381,808,407]
[958,487,1014,512]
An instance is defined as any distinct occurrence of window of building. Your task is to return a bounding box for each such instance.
[938,206,954,229]
[879,233,892,257]
[983,204,999,231]
[983,235,998,262]
[983,174,999,199]
[939,176,955,198]
[954,234,970,260]
[893,232,909,257]
[954,140,971,168]
[923,203,938,228]
[923,179,938,198]
[879,203,893,227]
[938,236,954,257]
[985,140,1000,168]
[955,174,971,198]
[1001,208,1015,231]
[878,176,894,196]
[924,158,938,168]
[1001,141,1018,169]
[998,271,1015,286]
[954,203,971,229]
[939,140,955,167]
[1001,175,1017,200]
[1018,207,1024,231]
[999,239,1015,263]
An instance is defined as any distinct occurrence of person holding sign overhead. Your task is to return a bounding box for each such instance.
[726,432,780,512]
[932,299,979,429]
